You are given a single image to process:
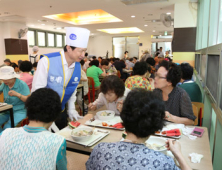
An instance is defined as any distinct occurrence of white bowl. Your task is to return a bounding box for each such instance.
[96,110,115,121]
[146,136,167,153]
[71,127,93,142]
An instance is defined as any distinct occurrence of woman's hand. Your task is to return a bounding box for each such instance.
[88,103,97,110]
[8,90,19,98]
[166,139,182,156]
[165,111,174,122]
[117,100,123,112]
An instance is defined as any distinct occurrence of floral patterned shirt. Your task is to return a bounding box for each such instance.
[125,76,152,91]
[86,142,180,170]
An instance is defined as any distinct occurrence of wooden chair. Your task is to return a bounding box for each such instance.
[192,104,199,126]
[192,102,204,126]
[117,71,121,78]
[87,77,99,102]
[0,93,4,102]
[67,151,89,170]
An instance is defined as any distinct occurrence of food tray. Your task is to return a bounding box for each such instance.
[57,126,110,147]
[85,116,125,131]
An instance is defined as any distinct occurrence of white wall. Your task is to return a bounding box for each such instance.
[87,35,113,57]
[174,0,197,28]
[0,23,5,65]
[139,35,152,57]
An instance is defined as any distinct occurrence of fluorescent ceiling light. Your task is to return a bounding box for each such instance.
[166,12,171,15]
[153,30,155,32]
[43,9,122,25]
[144,25,148,26]
[131,15,135,18]
[97,27,144,34]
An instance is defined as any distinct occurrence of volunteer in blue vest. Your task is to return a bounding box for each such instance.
[31,27,90,130]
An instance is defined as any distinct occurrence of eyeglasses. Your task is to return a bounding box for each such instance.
[154,73,166,79]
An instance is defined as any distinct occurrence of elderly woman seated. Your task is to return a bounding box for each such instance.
[86,89,191,170]
[101,59,117,75]
[125,61,152,90]
[0,66,30,132]
[154,60,196,125]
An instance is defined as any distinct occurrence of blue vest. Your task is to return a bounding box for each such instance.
[40,52,81,110]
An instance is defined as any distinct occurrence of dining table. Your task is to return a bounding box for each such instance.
[59,107,213,170]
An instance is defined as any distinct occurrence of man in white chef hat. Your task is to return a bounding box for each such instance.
[31,27,90,130]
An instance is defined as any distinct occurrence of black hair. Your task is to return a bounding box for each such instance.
[11,63,18,69]
[80,60,85,66]
[124,51,128,54]
[146,57,155,66]
[85,52,88,57]
[121,89,165,138]
[129,58,133,62]
[25,88,61,122]
[101,59,109,66]
[32,62,38,68]
[180,63,193,80]
[155,52,160,57]
[100,75,125,98]
[98,57,102,60]
[133,62,148,76]
[64,45,76,52]
[159,60,181,87]
[19,61,33,72]
[90,60,99,67]
[133,57,138,60]
[92,56,97,60]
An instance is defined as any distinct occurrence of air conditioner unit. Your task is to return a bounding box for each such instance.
[121,0,168,5]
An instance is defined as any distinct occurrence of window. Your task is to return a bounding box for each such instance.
[48,33,55,47]
[37,32,46,47]
[27,30,35,46]
[64,35,66,45]
[56,34,63,47]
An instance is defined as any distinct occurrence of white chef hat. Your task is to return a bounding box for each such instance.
[65,27,90,48]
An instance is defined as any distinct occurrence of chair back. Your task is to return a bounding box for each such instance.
[192,104,199,126]
[117,71,121,78]
[87,77,95,89]
[20,118,29,127]
[192,102,204,126]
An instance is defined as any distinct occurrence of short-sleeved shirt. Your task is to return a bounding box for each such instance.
[154,86,196,121]
[0,78,30,112]
[86,65,103,88]
[86,142,180,170]
[125,76,152,91]
[19,72,33,91]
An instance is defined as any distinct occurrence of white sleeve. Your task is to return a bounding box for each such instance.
[92,93,105,109]
[31,57,48,93]
[67,89,77,111]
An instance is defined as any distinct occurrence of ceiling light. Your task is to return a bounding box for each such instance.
[41,24,45,26]
[43,9,122,25]
[97,27,144,34]
[56,27,62,30]
[166,12,171,15]
[152,20,156,22]
[159,35,161,36]
[30,25,35,27]
[153,30,155,32]
[144,25,148,27]
[131,15,135,18]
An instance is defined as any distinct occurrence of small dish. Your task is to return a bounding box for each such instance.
[96,110,115,121]
[146,136,167,153]
[71,127,93,142]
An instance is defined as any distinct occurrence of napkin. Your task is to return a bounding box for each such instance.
[182,127,197,140]
[189,153,204,163]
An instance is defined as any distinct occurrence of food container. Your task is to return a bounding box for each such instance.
[96,110,115,121]
[71,127,93,142]
[146,136,167,153]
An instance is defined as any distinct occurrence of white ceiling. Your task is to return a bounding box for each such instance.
[0,0,180,37]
